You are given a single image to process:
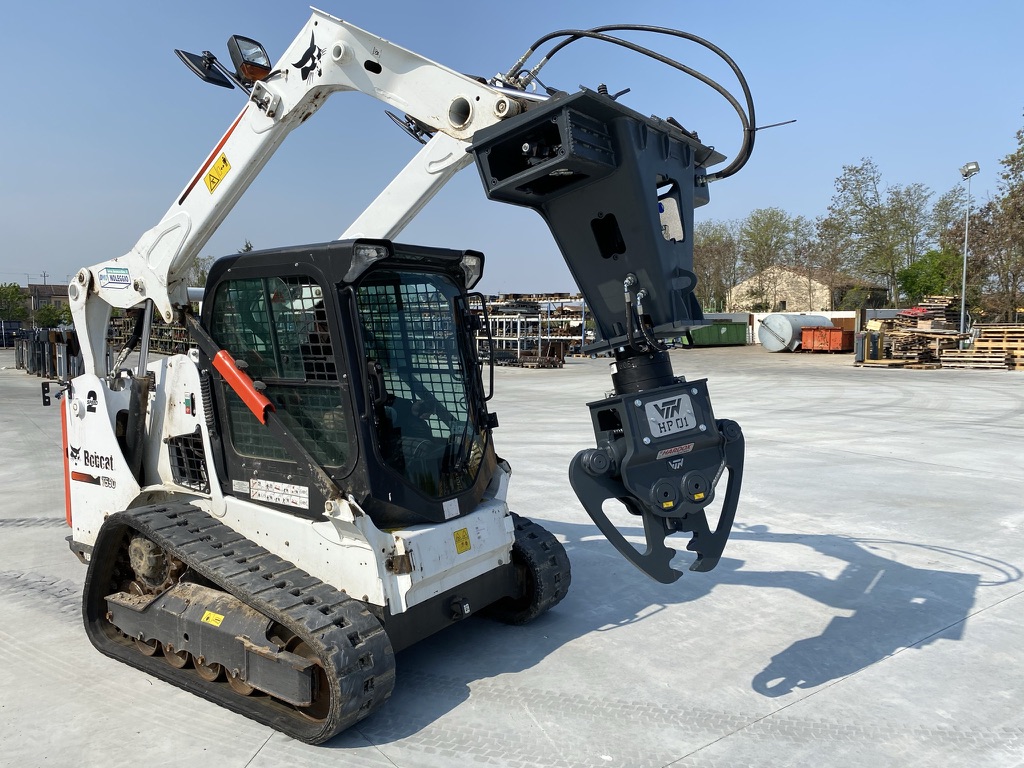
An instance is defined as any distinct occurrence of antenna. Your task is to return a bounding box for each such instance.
[754,119,797,132]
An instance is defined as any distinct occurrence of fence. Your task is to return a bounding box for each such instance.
[14,329,83,380]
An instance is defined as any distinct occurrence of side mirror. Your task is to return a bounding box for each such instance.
[174,49,235,89]
[174,35,271,92]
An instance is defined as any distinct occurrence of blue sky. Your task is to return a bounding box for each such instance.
[1,1,1021,294]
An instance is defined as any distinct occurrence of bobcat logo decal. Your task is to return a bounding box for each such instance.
[292,32,324,81]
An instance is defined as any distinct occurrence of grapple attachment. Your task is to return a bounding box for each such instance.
[569,374,744,583]
[470,89,743,582]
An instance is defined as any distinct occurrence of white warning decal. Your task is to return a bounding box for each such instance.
[250,478,309,509]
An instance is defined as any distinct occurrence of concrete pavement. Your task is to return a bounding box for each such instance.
[1,346,1022,767]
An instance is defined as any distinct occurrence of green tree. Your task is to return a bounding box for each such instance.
[693,219,740,312]
[990,115,1024,321]
[889,182,932,266]
[0,283,27,322]
[943,115,1024,322]
[739,207,792,310]
[188,240,251,288]
[837,287,870,310]
[789,215,817,309]
[34,303,72,328]
[827,159,888,284]
[187,255,215,288]
[812,215,858,310]
[928,186,965,252]
[964,199,1022,322]
[827,158,933,304]
[897,249,961,304]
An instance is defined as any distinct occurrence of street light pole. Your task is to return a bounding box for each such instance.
[959,161,980,349]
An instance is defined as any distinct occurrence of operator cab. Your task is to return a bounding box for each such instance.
[201,239,496,527]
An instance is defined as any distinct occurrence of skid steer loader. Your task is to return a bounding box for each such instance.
[45,9,753,743]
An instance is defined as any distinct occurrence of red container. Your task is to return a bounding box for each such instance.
[801,327,854,352]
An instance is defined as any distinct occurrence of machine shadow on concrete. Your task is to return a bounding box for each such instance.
[324,518,1019,747]
[729,525,1017,697]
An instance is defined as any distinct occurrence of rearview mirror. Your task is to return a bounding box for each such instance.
[174,49,235,89]
[174,35,270,92]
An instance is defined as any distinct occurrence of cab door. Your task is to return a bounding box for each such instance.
[205,271,356,513]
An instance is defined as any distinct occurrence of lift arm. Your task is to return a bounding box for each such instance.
[68,8,525,375]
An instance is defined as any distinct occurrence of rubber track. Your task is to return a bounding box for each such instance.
[82,502,395,744]
[513,514,571,612]
[485,514,571,624]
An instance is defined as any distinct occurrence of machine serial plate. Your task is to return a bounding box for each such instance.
[644,394,697,439]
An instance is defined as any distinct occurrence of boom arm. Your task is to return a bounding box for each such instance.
[68,8,523,374]
[339,132,474,241]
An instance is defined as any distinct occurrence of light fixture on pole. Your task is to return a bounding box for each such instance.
[958,161,980,348]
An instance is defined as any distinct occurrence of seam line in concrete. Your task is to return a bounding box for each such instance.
[353,725,401,766]
[242,734,274,767]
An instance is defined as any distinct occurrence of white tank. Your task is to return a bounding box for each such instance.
[758,314,833,352]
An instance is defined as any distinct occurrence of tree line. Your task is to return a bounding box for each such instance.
[693,115,1024,321]
[0,283,71,328]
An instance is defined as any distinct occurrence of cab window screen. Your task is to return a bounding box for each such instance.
[210,276,349,467]
[357,271,487,497]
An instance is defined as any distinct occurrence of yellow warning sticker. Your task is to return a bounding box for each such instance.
[205,153,231,193]
[201,610,225,627]
[453,528,471,554]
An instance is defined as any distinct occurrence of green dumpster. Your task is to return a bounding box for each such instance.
[686,321,747,347]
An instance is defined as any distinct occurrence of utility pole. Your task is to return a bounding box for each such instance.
[958,161,980,349]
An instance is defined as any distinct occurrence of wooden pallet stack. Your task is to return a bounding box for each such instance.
[885,296,962,364]
[891,296,956,329]
[942,324,1024,370]
[886,330,950,363]
[918,295,961,326]
[519,356,565,369]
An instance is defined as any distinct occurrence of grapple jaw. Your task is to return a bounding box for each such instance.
[568,376,744,583]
